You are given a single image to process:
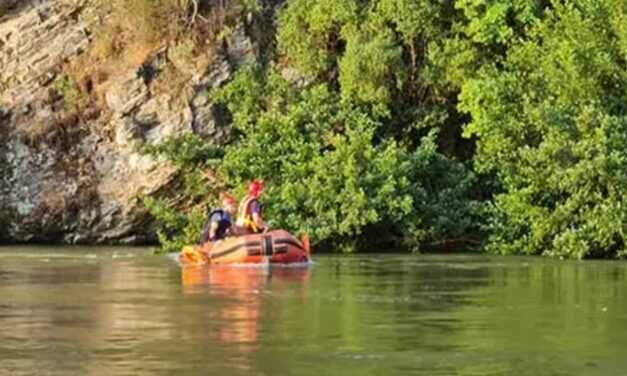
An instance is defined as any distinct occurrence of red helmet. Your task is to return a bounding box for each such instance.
[221,192,236,206]
[248,180,264,198]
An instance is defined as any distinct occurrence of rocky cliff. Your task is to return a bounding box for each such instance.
[0,0,262,244]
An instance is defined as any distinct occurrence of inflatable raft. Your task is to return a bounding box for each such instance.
[179,229,311,266]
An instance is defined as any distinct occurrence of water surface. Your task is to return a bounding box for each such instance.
[1,246,626,375]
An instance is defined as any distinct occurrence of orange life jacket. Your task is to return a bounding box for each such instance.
[236,195,262,232]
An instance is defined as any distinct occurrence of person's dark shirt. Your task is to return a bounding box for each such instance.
[199,210,232,244]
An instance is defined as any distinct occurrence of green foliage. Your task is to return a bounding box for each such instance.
[403,134,480,245]
[277,0,359,78]
[426,0,543,92]
[275,0,541,107]
[219,84,407,243]
[338,27,403,105]
[143,197,206,253]
[460,0,627,259]
[214,67,478,249]
[143,0,484,253]
[53,76,88,112]
[142,133,223,169]
[275,0,515,156]
[141,134,224,253]
[142,0,627,258]
[277,0,430,108]
[456,0,540,45]
[270,0,489,250]
[0,207,16,241]
[209,65,295,132]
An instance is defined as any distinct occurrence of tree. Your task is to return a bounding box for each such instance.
[460,0,627,258]
[213,67,478,250]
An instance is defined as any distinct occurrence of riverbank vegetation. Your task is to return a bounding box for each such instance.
[145,0,626,258]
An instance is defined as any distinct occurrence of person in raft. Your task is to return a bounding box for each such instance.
[236,180,267,234]
[199,192,238,244]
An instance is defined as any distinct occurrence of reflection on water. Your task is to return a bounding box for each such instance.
[0,247,626,375]
[181,265,311,373]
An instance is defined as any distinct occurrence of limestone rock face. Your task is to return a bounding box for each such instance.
[0,0,258,244]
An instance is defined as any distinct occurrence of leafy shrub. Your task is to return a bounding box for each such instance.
[142,134,224,253]
[214,67,479,250]
[143,197,207,253]
[143,64,479,252]
[460,0,627,259]
[275,0,540,167]
[138,0,626,258]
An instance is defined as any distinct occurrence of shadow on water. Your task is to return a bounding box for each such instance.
[0,249,626,375]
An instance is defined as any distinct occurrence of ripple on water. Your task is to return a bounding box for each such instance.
[1,250,627,376]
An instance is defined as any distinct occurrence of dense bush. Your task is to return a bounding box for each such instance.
[461,0,627,258]
[142,134,224,252]
[143,0,626,258]
[146,66,479,251]
[277,0,453,126]
[145,64,480,252]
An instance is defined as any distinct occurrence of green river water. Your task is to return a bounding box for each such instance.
[0,246,626,375]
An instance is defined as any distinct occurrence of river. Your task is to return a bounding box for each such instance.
[0,246,626,375]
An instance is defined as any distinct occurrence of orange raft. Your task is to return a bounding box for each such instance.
[179,229,311,266]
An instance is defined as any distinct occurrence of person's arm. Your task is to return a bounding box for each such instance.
[199,223,211,245]
[208,221,219,240]
[250,201,266,231]
[205,212,221,241]
[251,213,264,229]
